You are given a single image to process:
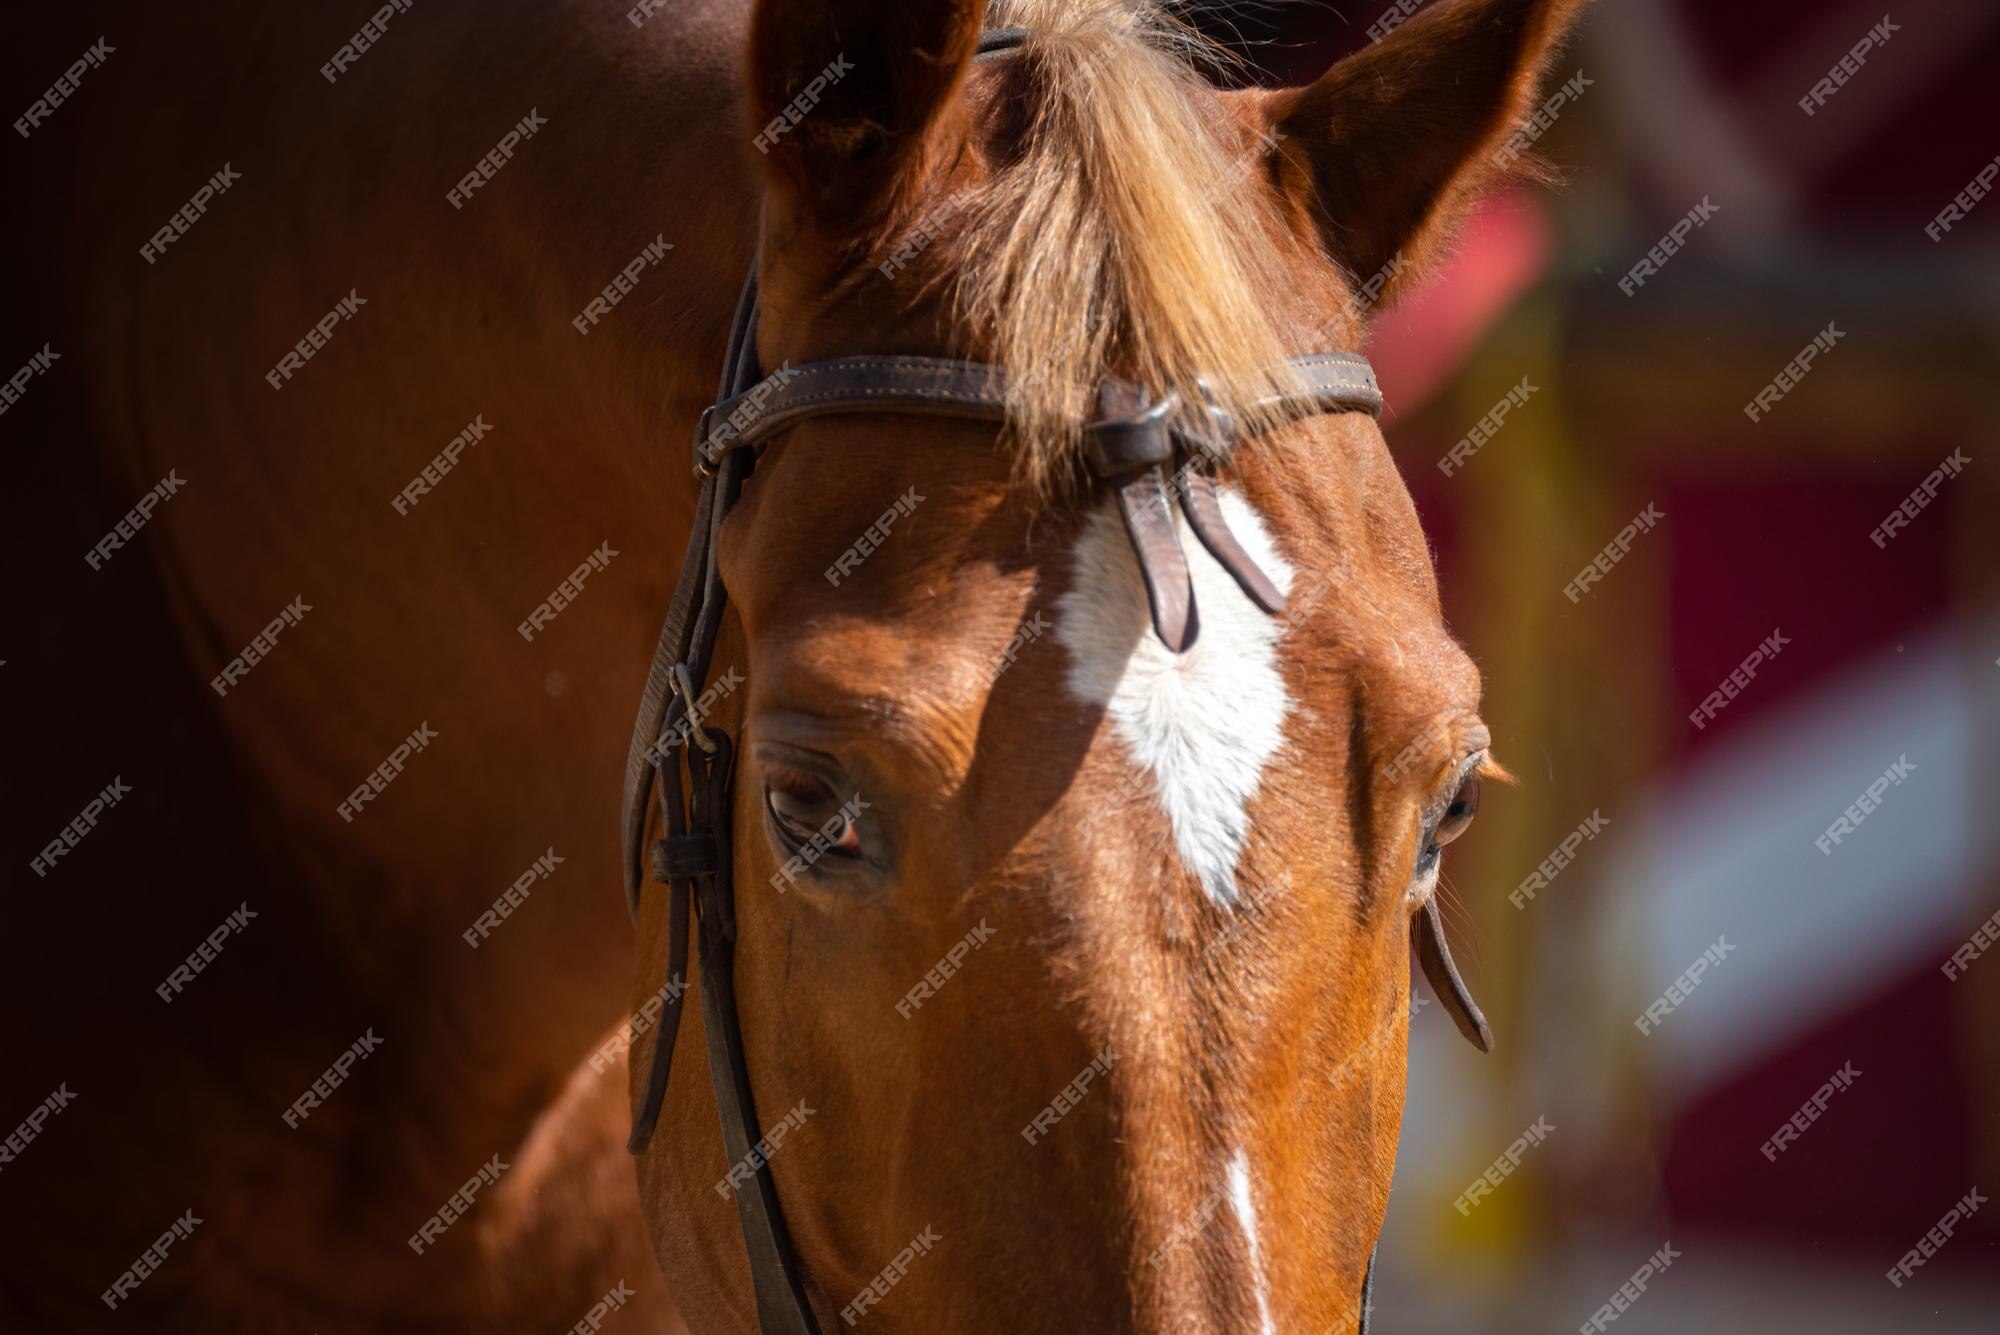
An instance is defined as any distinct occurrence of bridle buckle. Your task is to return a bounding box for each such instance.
[1080,388,1180,479]
[667,662,720,755]
[1176,379,1237,463]
[692,405,722,478]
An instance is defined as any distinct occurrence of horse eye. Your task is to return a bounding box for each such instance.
[765,780,861,855]
[1432,774,1481,849]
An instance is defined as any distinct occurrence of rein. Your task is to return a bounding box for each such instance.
[616,26,1492,1334]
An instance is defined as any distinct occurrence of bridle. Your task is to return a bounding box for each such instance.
[616,26,1493,1334]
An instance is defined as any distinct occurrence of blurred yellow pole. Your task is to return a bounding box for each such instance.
[1428,290,1670,1273]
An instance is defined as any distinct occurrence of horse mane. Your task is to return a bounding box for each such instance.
[945,0,1321,494]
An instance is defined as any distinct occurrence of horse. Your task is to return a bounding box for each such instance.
[0,0,1578,1329]
[628,1,1580,1330]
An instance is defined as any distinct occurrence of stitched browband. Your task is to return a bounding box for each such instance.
[695,351,1382,652]
[694,352,1383,472]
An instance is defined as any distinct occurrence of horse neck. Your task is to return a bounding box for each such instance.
[5,3,761,1325]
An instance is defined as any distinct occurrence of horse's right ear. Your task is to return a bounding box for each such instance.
[1265,0,1587,309]
[747,0,983,235]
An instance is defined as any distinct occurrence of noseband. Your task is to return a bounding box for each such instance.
[617,26,1491,1334]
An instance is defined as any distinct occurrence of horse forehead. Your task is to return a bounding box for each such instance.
[1053,487,1300,908]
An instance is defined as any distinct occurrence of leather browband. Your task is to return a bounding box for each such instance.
[693,351,1380,655]
[693,352,1383,473]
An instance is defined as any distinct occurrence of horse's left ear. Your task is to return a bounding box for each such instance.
[746,0,984,235]
[1264,0,1588,308]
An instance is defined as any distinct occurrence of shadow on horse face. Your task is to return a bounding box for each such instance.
[628,0,1584,1330]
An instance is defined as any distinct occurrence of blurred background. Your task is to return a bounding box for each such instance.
[1188,0,2000,1328]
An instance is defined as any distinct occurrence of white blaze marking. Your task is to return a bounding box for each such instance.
[1226,1148,1277,1335]
[1054,488,1294,906]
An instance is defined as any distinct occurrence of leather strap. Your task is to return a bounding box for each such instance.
[696,355,1008,470]
[1352,903,1492,1334]
[1176,469,1286,615]
[1271,352,1384,416]
[1360,1243,1377,1335]
[683,349,1378,656]
[625,845,690,1154]
[622,236,828,1330]
[1417,895,1493,1053]
[621,262,763,913]
[693,351,1382,475]
[1111,468,1197,651]
[1093,380,1194,650]
[689,732,824,1334]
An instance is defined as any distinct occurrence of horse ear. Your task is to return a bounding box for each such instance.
[1266,0,1587,306]
[747,0,984,234]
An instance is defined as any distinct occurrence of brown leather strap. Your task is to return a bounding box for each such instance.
[1112,469,1197,651]
[621,261,762,912]
[624,246,826,1332]
[626,842,690,1154]
[1176,469,1286,615]
[690,732,823,1333]
[683,350,1379,657]
[1092,380,1195,650]
[1282,351,1384,415]
[620,470,717,911]
[693,351,1384,475]
[1360,1244,1378,1334]
[1416,895,1493,1053]
[696,356,1013,470]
